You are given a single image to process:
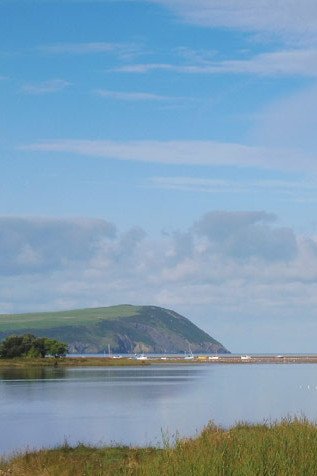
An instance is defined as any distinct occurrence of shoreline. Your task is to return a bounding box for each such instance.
[2,354,317,368]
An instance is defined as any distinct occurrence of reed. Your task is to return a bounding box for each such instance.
[1,419,317,475]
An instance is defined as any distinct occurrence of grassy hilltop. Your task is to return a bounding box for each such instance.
[0,305,228,354]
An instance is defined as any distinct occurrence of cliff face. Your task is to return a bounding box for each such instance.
[0,305,229,354]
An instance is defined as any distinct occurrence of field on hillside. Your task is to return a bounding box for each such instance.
[0,305,140,331]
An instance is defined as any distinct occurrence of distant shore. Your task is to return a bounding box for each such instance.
[2,354,317,368]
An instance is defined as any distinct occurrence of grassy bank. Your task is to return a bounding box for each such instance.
[1,419,317,475]
[0,356,210,368]
[0,357,153,368]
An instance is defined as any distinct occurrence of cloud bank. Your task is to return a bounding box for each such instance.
[2,212,317,353]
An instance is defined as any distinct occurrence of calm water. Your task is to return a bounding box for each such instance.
[1,364,317,456]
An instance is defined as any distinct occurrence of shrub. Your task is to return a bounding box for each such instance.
[0,334,68,359]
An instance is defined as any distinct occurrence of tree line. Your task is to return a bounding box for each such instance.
[0,334,68,358]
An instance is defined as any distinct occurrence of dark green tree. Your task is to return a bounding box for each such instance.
[43,338,68,357]
[0,334,68,359]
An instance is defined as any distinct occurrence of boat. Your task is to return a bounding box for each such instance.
[184,350,194,360]
[135,354,148,360]
[184,343,194,360]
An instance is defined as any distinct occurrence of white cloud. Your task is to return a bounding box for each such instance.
[150,176,317,198]
[251,83,317,155]
[38,42,141,60]
[95,89,170,101]
[115,49,317,77]
[115,63,174,73]
[21,79,71,94]
[147,0,317,43]
[21,139,315,172]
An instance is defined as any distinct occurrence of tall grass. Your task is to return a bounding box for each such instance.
[1,419,317,475]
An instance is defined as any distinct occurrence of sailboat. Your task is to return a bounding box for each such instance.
[107,344,122,359]
[184,343,194,360]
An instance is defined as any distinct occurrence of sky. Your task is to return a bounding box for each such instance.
[1,0,317,352]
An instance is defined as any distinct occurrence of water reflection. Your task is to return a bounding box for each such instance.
[2,364,317,456]
[0,367,66,381]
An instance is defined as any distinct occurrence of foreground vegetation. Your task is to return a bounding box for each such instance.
[2,419,317,475]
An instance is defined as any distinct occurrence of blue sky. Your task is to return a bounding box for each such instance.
[2,0,317,352]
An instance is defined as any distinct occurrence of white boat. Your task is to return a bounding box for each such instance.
[136,354,148,360]
[184,343,194,359]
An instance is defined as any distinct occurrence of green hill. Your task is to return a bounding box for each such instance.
[0,305,229,354]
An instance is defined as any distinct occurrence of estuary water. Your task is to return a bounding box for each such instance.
[1,363,317,456]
